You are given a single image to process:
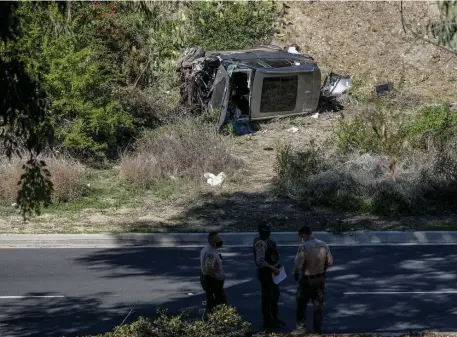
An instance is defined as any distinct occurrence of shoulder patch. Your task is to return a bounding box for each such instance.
[255,240,266,249]
[297,247,304,254]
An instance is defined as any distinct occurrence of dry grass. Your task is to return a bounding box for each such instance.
[279,1,457,102]
[0,157,22,204]
[274,135,457,217]
[119,119,239,187]
[0,155,86,204]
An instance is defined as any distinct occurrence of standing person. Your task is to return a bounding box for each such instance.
[293,225,333,334]
[200,231,227,320]
[253,221,286,329]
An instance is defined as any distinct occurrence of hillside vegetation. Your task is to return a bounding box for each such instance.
[1,1,457,234]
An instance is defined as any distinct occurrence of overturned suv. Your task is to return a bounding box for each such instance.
[176,45,351,129]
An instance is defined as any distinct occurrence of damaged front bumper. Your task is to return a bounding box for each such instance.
[320,72,353,98]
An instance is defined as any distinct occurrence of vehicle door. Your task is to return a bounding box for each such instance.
[209,64,230,129]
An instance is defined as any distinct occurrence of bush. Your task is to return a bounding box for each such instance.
[0,155,86,205]
[331,98,411,157]
[332,101,456,158]
[274,142,333,204]
[274,143,457,217]
[86,305,252,337]
[119,119,238,188]
[187,1,277,50]
[404,103,457,150]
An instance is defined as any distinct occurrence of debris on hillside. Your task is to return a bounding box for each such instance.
[321,72,353,98]
[287,127,299,133]
[204,172,226,186]
[318,72,353,112]
[375,82,394,97]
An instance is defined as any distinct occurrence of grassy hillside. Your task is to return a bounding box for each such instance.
[0,1,456,234]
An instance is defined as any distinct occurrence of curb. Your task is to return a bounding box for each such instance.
[1,231,457,248]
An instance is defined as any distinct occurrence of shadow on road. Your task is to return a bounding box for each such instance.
[2,246,457,336]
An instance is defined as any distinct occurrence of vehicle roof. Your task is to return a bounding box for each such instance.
[205,46,317,70]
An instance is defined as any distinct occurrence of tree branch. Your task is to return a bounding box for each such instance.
[400,0,457,56]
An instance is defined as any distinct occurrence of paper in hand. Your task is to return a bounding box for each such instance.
[272,266,287,285]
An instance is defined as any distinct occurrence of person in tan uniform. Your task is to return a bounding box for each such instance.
[200,231,226,319]
[293,225,333,334]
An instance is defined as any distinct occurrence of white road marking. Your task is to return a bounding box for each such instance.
[0,295,65,299]
[344,291,457,295]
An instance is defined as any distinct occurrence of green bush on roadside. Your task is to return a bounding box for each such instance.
[85,305,252,337]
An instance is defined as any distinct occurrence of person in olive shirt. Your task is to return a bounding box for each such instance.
[253,221,286,329]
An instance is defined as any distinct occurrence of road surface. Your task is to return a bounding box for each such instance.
[1,245,457,336]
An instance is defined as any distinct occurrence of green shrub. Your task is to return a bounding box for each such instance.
[331,98,409,157]
[333,101,457,159]
[274,143,326,201]
[404,103,457,150]
[87,305,252,337]
[187,1,277,50]
[14,3,134,160]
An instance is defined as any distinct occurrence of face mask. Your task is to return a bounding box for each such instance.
[215,241,223,248]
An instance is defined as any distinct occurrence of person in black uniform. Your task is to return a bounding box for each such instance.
[253,221,286,329]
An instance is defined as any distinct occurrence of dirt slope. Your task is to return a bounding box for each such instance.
[278,1,457,101]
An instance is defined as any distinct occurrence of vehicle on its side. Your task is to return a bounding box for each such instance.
[176,45,351,129]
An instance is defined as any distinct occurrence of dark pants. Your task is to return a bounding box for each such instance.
[296,274,326,334]
[200,274,227,316]
[257,268,280,324]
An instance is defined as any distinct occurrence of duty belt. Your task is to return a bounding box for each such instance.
[303,272,325,279]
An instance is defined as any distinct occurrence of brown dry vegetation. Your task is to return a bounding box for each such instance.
[279,1,457,102]
[0,155,86,204]
[0,1,456,234]
[119,119,239,187]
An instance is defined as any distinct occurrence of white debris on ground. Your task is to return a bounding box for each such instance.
[311,112,319,119]
[287,127,299,133]
[204,172,226,186]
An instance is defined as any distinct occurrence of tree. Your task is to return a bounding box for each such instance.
[402,0,457,54]
[432,0,457,51]
[0,2,54,218]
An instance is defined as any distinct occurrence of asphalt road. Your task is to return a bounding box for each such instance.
[1,245,457,337]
